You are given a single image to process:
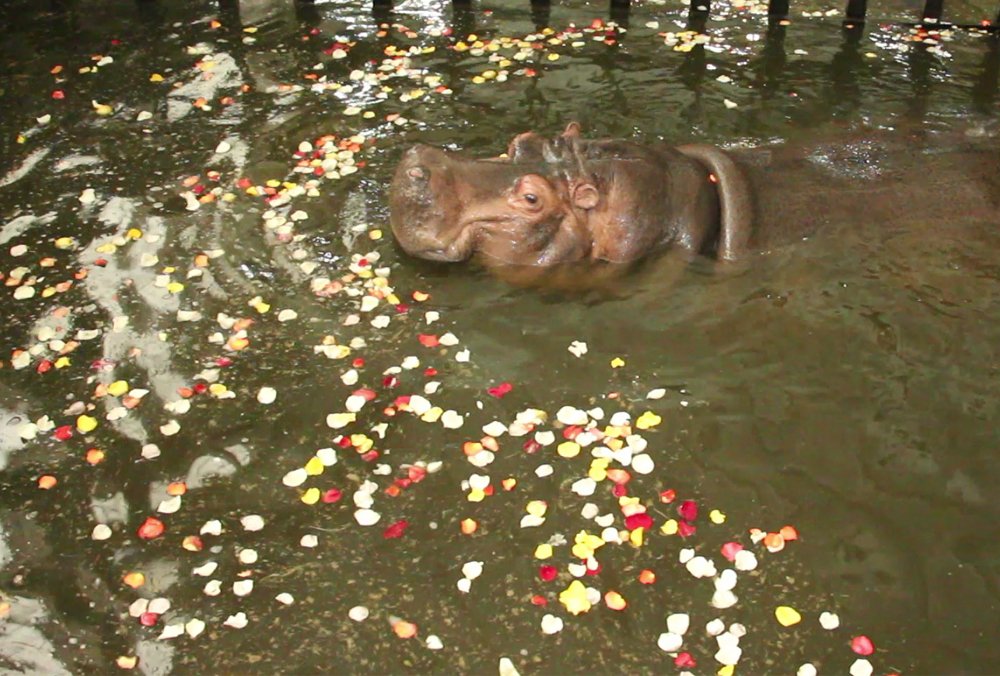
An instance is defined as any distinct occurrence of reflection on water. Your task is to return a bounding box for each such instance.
[0,0,998,673]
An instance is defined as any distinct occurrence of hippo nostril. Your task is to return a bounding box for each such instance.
[407,166,428,181]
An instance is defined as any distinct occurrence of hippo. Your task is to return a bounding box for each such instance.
[389,122,1000,272]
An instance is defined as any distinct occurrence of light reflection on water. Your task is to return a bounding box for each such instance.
[0,0,998,673]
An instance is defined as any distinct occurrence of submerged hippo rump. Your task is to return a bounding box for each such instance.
[389,122,1000,269]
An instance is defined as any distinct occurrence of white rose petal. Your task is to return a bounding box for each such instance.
[186,618,206,638]
[276,592,295,605]
[92,524,112,540]
[706,618,726,636]
[223,612,248,629]
[200,519,222,536]
[241,514,265,531]
[348,605,369,621]
[257,387,277,404]
[797,664,818,676]
[461,561,484,580]
[571,478,597,496]
[540,614,564,634]
[426,635,444,650]
[158,623,185,640]
[300,534,319,548]
[441,410,464,429]
[282,468,308,487]
[355,509,381,526]
[556,406,588,426]
[148,598,170,614]
[498,656,520,676]
[233,579,254,597]
[849,659,874,676]
[647,388,667,399]
[191,561,219,577]
[535,464,554,478]
[657,632,684,652]
[238,549,258,565]
[156,495,182,514]
[203,579,222,596]
[667,613,690,635]
[819,612,840,630]
[631,454,655,474]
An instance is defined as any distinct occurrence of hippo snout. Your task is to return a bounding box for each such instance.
[389,145,473,262]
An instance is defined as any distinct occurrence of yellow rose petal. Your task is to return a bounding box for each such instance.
[304,457,325,476]
[775,605,802,627]
[107,380,129,397]
[76,415,98,433]
[635,411,662,430]
[709,509,727,524]
[534,543,553,559]
[301,487,320,505]
[557,441,580,458]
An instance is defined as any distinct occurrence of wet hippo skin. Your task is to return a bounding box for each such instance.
[389,122,1000,272]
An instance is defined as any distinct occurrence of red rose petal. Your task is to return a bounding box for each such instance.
[720,541,744,561]
[322,488,343,503]
[674,653,696,668]
[851,635,875,656]
[417,334,439,347]
[382,519,409,539]
[539,565,558,581]
[678,521,697,538]
[137,516,165,540]
[677,500,698,522]
[487,382,513,398]
[53,425,73,441]
[624,513,653,530]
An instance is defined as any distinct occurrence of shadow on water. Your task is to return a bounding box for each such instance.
[0,0,998,673]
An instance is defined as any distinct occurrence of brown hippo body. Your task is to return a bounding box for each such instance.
[389,123,1000,272]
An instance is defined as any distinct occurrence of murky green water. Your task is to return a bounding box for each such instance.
[1,0,998,673]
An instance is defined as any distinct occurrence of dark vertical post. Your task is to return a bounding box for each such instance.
[530,0,551,29]
[768,0,789,20]
[843,0,867,24]
[971,31,998,112]
[610,0,631,27]
[373,0,393,24]
[688,0,710,20]
[921,0,943,22]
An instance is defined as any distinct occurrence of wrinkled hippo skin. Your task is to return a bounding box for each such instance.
[389,122,1000,270]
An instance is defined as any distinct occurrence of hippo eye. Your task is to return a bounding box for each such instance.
[523,194,538,204]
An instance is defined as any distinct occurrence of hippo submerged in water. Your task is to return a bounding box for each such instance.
[389,122,999,274]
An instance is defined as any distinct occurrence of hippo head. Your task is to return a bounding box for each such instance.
[389,124,602,266]
[390,122,752,266]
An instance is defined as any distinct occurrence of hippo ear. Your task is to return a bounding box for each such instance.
[571,181,599,210]
[562,122,582,138]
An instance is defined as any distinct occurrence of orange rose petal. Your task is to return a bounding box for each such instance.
[392,620,417,639]
[763,532,785,552]
[604,591,627,610]
[779,525,799,541]
[38,475,57,490]
[166,481,187,496]
[638,569,656,584]
[181,535,204,552]
[122,571,145,589]
[460,518,478,535]
[501,477,517,491]
[85,448,105,465]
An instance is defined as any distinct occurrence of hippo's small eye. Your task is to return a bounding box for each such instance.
[523,193,538,204]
